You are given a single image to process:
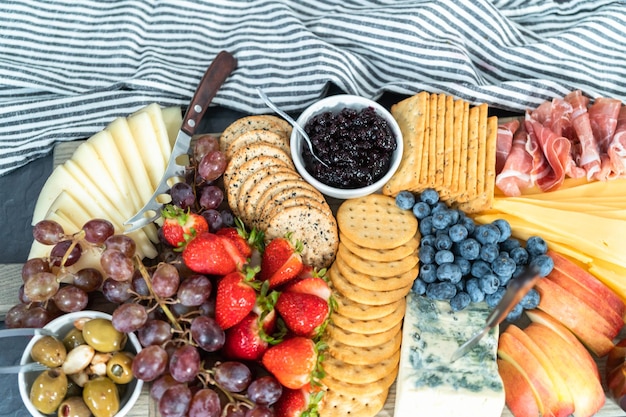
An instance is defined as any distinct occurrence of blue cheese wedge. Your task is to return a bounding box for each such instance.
[394,292,505,416]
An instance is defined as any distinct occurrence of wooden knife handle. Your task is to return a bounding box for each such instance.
[180,50,237,136]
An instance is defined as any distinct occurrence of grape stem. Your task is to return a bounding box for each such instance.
[133,256,183,332]
[58,230,85,273]
[197,369,254,408]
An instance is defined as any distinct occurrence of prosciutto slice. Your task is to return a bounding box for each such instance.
[607,105,626,177]
[525,118,573,192]
[565,90,602,179]
[495,121,533,196]
[496,119,520,174]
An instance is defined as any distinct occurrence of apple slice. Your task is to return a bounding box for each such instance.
[524,322,605,417]
[534,278,617,356]
[498,332,567,417]
[549,250,626,319]
[503,325,575,417]
[497,359,542,417]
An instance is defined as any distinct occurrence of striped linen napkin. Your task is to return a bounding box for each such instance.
[0,0,625,176]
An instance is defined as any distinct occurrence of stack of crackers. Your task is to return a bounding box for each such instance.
[382,91,498,213]
[319,194,419,417]
[220,115,338,269]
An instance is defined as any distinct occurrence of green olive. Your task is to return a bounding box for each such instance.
[29,368,68,414]
[31,335,67,367]
[106,351,134,384]
[57,396,92,417]
[83,376,120,417]
[62,328,86,351]
[82,318,125,353]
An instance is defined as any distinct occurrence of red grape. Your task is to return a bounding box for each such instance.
[194,134,219,162]
[100,248,134,281]
[152,263,180,298]
[50,240,82,267]
[178,275,212,306]
[82,218,115,244]
[138,319,173,347]
[24,271,59,302]
[132,345,169,381]
[170,182,195,210]
[33,219,64,245]
[199,185,224,210]
[105,234,136,258]
[246,375,282,406]
[198,150,227,182]
[169,344,201,383]
[214,361,252,393]
[159,383,192,417]
[112,302,148,332]
[190,315,224,352]
[101,277,132,304]
[73,268,103,292]
[22,257,51,282]
[52,285,88,313]
[188,388,221,417]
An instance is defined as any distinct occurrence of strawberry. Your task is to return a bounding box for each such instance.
[262,336,325,389]
[223,310,276,361]
[259,234,304,288]
[273,385,324,417]
[160,204,209,248]
[182,232,236,275]
[283,269,332,302]
[214,268,259,330]
[215,219,262,259]
[276,291,330,338]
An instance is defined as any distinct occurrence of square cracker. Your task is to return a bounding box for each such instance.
[384,92,430,196]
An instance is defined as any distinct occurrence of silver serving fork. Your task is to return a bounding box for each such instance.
[124,50,237,232]
[0,328,57,374]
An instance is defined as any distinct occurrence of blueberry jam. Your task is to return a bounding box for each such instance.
[302,106,397,189]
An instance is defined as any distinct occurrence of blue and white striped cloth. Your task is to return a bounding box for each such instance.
[1,0,625,176]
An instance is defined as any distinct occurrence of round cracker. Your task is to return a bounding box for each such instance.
[330,298,406,335]
[340,231,420,262]
[324,320,402,348]
[326,327,402,365]
[225,129,290,160]
[253,179,323,225]
[321,366,397,396]
[264,204,338,269]
[334,248,418,291]
[328,263,411,306]
[256,187,328,230]
[332,290,404,321]
[243,170,303,224]
[319,386,388,417]
[337,244,418,277]
[219,115,291,153]
[337,194,418,250]
[223,142,294,189]
[235,163,294,217]
[322,350,400,385]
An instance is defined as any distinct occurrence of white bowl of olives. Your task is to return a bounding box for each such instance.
[18,310,143,417]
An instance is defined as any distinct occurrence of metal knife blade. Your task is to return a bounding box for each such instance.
[124,50,237,232]
[449,264,540,363]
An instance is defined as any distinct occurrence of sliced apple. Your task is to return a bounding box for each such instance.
[497,359,542,417]
[503,325,575,417]
[549,250,626,319]
[534,278,617,356]
[524,322,605,417]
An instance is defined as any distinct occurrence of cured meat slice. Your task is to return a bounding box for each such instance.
[607,105,626,177]
[565,90,601,179]
[496,119,520,174]
[495,121,533,196]
[525,118,573,192]
[589,97,622,153]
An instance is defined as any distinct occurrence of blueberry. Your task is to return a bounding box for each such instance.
[395,191,416,210]
[426,282,457,300]
[530,254,554,277]
[431,201,449,214]
[455,280,465,292]
[435,233,453,251]
[478,273,500,294]
[474,223,501,245]
[420,188,440,206]
[419,216,434,236]
[435,250,454,265]
[450,291,471,312]
[480,243,500,263]
[500,237,521,253]
[459,215,476,236]
[419,263,438,283]
[492,219,512,242]
[457,238,480,260]
[512,264,526,279]
[509,247,529,265]
[506,303,524,322]
[436,263,463,284]
[520,288,540,309]
[526,236,548,257]
[470,260,492,278]
[454,258,471,276]
[466,278,485,303]
[448,224,468,243]
[432,210,453,230]
[498,272,513,287]
[449,209,461,225]
[418,245,436,264]
[412,201,431,219]
[485,286,506,308]
[412,278,427,295]
[492,253,517,278]
[421,234,436,247]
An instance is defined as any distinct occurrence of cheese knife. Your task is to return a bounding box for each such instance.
[449,264,540,363]
[124,50,237,232]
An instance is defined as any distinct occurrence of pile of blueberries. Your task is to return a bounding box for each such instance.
[395,189,554,321]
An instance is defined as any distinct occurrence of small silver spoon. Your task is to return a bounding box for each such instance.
[255,87,330,168]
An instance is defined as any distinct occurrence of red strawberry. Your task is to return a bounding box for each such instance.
[273,385,324,417]
[214,269,258,330]
[223,310,276,361]
[182,232,236,275]
[161,205,209,248]
[259,235,304,288]
[262,336,324,389]
[276,291,330,338]
[283,272,332,302]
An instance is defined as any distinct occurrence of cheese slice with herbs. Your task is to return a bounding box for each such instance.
[394,292,505,417]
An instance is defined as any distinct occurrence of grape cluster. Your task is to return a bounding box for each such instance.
[395,189,554,321]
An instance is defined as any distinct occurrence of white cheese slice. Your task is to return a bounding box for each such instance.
[126,111,167,189]
[394,292,505,417]
[161,106,183,149]
[132,103,173,166]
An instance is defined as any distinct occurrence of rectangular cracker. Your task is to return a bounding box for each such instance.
[450,99,464,195]
[434,94,446,191]
[483,115,498,208]
[455,101,470,202]
[425,93,438,187]
[461,105,480,203]
[440,95,455,197]
[475,103,489,197]
[384,92,430,196]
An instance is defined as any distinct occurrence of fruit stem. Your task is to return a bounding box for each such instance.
[59,230,85,271]
[134,256,182,332]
